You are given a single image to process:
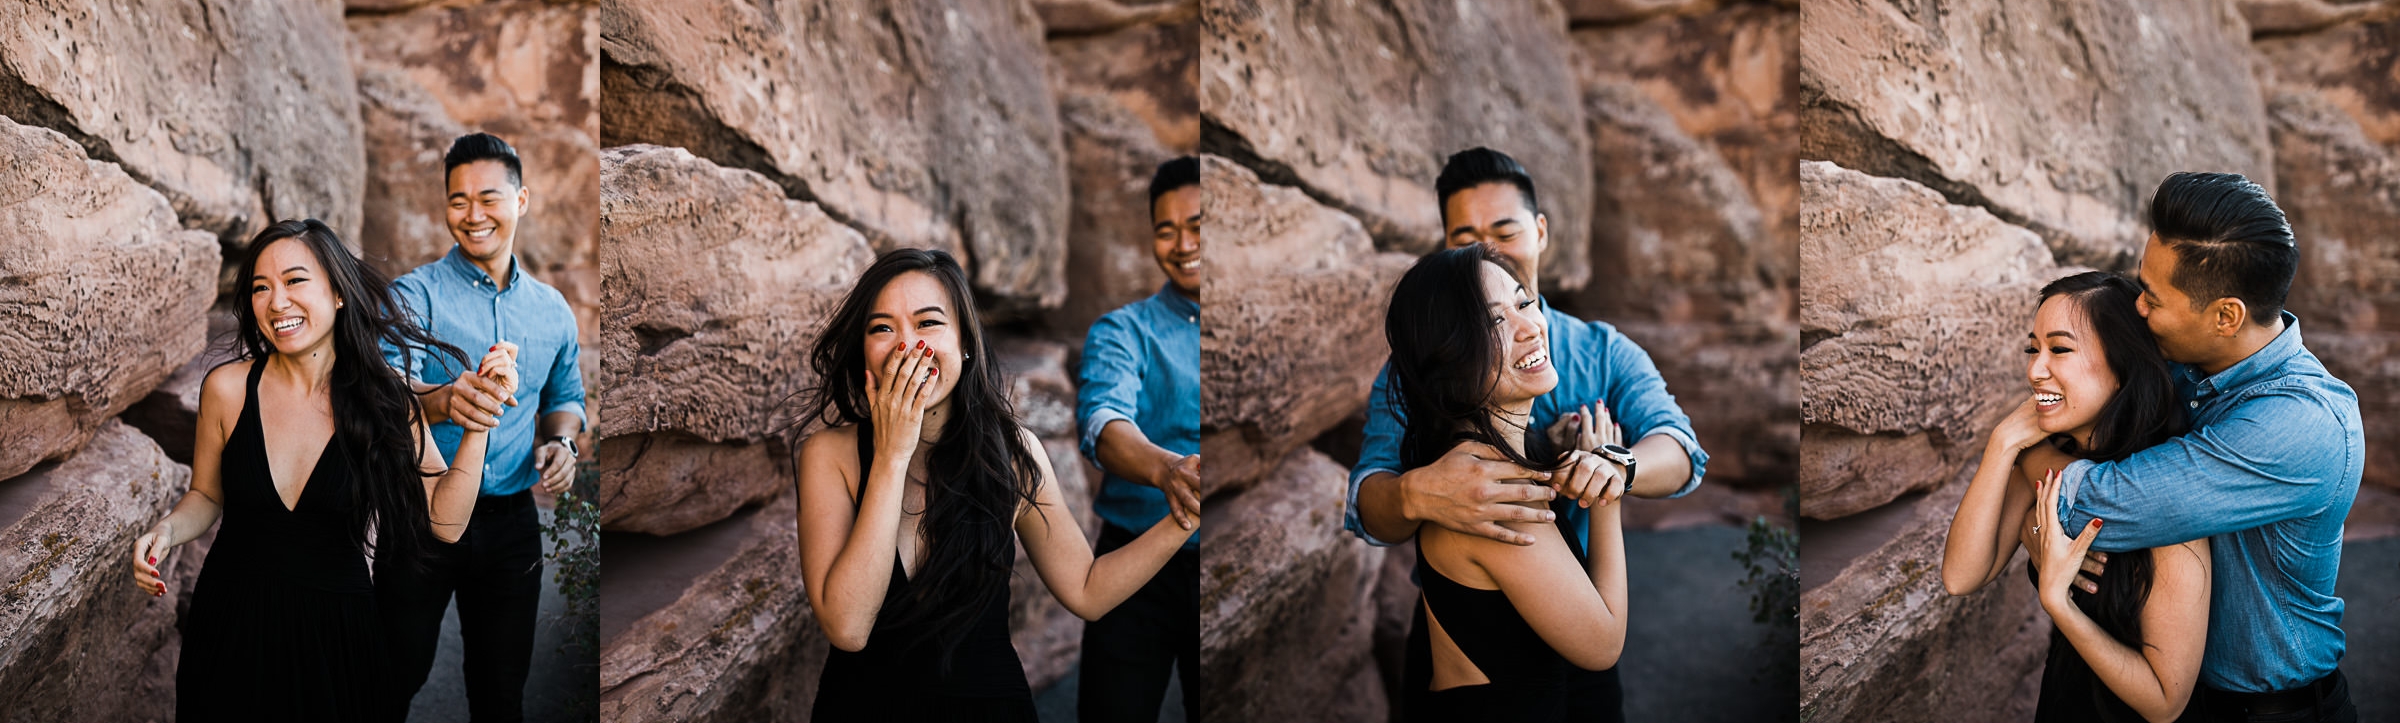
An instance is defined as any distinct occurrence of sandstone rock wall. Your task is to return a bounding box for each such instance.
[1798,1,2400,716]
[593,2,1198,717]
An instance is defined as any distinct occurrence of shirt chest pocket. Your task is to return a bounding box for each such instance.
[500,330,571,394]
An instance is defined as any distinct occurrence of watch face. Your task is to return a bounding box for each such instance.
[1602,444,1634,459]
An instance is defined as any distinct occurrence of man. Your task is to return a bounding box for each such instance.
[380,132,587,722]
[1343,147,1709,712]
[2023,172,2359,721]
[1073,155,1203,722]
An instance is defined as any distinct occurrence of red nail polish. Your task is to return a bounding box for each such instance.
[148,556,156,565]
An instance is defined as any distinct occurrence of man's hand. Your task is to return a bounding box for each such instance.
[1153,453,1201,531]
[1399,441,1558,546]
[534,439,577,494]
[441,370,515,432]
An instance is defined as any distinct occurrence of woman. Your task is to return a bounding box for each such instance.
[1384,245,1629,722]
[1942,271,2210,723]
[793,248,1198,720]
[127,219,506,722]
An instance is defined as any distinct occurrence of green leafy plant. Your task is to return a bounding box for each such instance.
[541,460,602,719]
[1733,515,1799,628]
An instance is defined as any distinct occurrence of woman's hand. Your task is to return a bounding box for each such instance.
[2030,468,2103,609]
[869,340,938,467]
[1548,404,1625,509]
[131,521,175,597]
[478,341,520,392]
[1988,396,2047,455]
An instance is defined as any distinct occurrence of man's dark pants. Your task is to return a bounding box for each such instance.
[376,490,544,723]
[2197,669,2357,723]
[1078,522,1199,722]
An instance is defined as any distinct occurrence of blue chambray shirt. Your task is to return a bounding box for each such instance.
[1076,284,1200,549]
[1344,297,1709,551]
[2057,313,2360,693]
[382,247,588,497]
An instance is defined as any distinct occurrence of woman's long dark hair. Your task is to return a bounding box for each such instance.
[796,248,1043,671]
[219,219,468,572]
[1386,245,1567,476]
[2035,271,2188,657]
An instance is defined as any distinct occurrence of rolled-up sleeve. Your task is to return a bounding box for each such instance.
[1076,310,1143,472]
[2059,389,2353,552]
[1596,325,1707,498]
[1343,363,1405,547]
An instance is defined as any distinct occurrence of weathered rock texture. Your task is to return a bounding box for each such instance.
[1566,2,1802,487]
[600,0,1070,314]
[0,117,221,483]
[1200,447,1387,723]
[350,0,602,348]
[596,144,874,536]
[0,0,364,250]
[599,495,824,723]
[1799,161,2063,521]
[1200,0,1596,290]
[1042,10,1201,339]
[0,422,191,722]
[1802,0,2272,269]
[2254,16,2400,491]
[1198,156,1415,498]
[1799,463,2048,722]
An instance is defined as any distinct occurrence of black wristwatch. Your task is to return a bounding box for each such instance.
[546,435,580,458]
[1598,443,1637,486]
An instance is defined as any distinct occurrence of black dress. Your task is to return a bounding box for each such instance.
[177,361,388,722]
[2030,550,2202,723]
[810,427,1037,722]
[1404,498,1624,723]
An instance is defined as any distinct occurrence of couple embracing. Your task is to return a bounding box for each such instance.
[1943,172,2361,722]
[1341,148,1713,722]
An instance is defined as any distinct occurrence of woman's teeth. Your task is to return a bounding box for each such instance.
[1513,350,1546,370]
[272,317,303,333]
[2035,392,2062,405]
[1177,259,1200,271]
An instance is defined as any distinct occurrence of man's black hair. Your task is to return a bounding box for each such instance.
[1149,156,1200,209]
[444,132,523,188]
[2147,171,2297,324]
[1435,147,1540,224]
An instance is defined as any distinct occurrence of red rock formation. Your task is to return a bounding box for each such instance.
[600,0,1070,314]
[0,0,364,249]
[1197,157,1415,498]
[0,422,192,721]
[1200,0,1597,290]
[596,144,874,536]
[0,117,220,483]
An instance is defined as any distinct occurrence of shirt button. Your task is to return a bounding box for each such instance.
[2189,401,2199,409]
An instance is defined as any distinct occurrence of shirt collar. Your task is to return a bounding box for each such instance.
[1155,283,1198,323]
[441,244,520,290]
[2189,311,2306,398]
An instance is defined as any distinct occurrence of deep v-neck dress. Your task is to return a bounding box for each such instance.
[810,425,1036,722]
[177,361,387,722]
